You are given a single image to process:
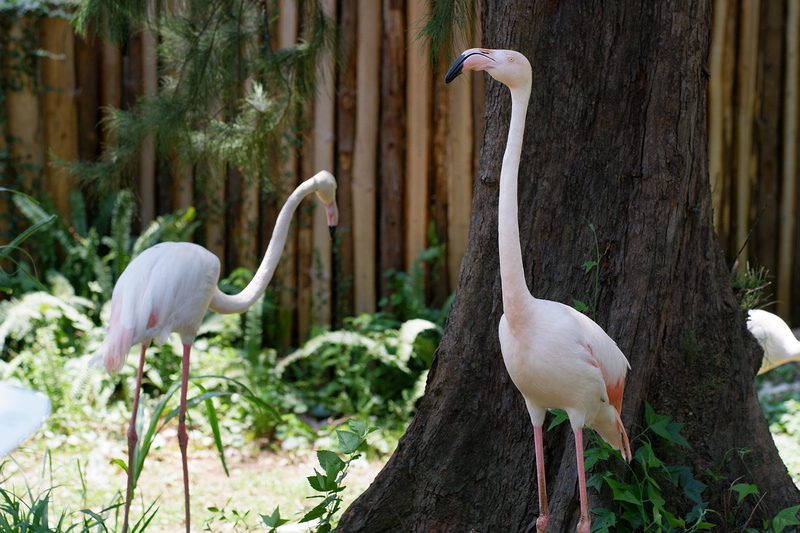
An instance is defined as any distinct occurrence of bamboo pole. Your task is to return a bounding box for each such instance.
[708,0,727,232]
[138,1,158,227]
[445,30,474,293]
[40,17,79,221]
[778,0,799,319]
[720,2,738,253]
[405,0,431,272]
[352,0,381,314]
[164,0,194,214]
[74,32,100,163]
[735,0,760,273]
[6,18,44,192]
[276,0,299,346]
[311,0,336,326]
[379,0,406,307]
[333,0,358,325]
[431,63,451,303]
[100,37,122,149]
[205,105,226,272]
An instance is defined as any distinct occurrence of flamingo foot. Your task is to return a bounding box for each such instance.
[536,514,549,532]
[577,517,591,533]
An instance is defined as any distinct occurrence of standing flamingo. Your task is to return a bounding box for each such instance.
[747,309,800,374]
[91,170,338,533]
[445,49,631,532]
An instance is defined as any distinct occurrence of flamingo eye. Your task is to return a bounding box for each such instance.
[508,57,514,62]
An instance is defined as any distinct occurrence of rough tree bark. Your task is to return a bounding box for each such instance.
[338,1,800,531]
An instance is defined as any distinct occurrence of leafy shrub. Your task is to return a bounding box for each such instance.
[275,314,440,430]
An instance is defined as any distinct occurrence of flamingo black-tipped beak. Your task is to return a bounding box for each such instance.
[445,54,469,83]
[325,202,339,239]
[445,50,493,84]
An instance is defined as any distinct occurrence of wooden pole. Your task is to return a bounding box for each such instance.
[138,1,158,227]
[74,31,101,163]
[311,0,336,327]
[333,0,358,325]
[352,0,381,314]
[40,17,79,221]
[708,0,727,232]
[778,0,799,319]
[276,0,299,346]
[735,0,760,273]
[405,0,431,272]
[379,0,406,307]
[445,32,474,293]
[100,36,122,150]
[6,18,44,192]
[205,106,226,273]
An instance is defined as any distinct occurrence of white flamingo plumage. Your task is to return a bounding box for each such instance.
[92,170,338,533]
[445,48,631,533]
[747,309,800,375]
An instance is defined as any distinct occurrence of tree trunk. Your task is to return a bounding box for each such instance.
[338,1,800,531]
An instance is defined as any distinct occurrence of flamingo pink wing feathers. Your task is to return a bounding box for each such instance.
[91,243,221,375]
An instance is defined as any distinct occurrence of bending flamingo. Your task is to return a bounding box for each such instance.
[445,49,631,533]
[747,309,800,374]
[91,170,338,533]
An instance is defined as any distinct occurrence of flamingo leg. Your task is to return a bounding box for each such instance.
[534,425,549,532]
[122,342,148,533]
[574,427,591,533]
[178,344,192,533]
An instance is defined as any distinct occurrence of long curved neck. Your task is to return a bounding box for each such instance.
[499,82,532,319]
[209,178,318,314]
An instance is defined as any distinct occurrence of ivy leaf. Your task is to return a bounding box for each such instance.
[572,299,589,313]
[337,429,361,455]
[730,483,759,505]
[772,505,800,533]
[260,507,289,528]
[318,450,345,476]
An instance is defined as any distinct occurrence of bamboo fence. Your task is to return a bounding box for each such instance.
[2,0,800,345]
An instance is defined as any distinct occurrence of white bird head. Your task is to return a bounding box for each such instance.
[311,170,339,237]
[445,48,532,92]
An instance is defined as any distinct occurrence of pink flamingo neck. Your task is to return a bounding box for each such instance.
[209,178,318,314]
[498,81,533,320]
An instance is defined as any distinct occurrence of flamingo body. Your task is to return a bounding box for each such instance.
[446,48,630,533]
[499,297,629,449]
[93,242,220,375]
[93,170,338,533]
[748,309,800,374]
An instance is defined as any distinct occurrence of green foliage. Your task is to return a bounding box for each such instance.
[276,315,439,430]
[0,188,56,294]
[732,263,773,311]
[573,222,610,319]
[588,404,800,532]
[3,188,198,304]
[588,403,712,532]
[261,419,377,533]
[68,0,338,191]
[381,224,452,326]
[418,0,479,67]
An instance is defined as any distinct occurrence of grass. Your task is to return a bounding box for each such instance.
[2,414,387,532]
[4,361,800,533]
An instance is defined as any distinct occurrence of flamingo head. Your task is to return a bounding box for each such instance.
[312,170,339,238]
[445,48,532,92]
